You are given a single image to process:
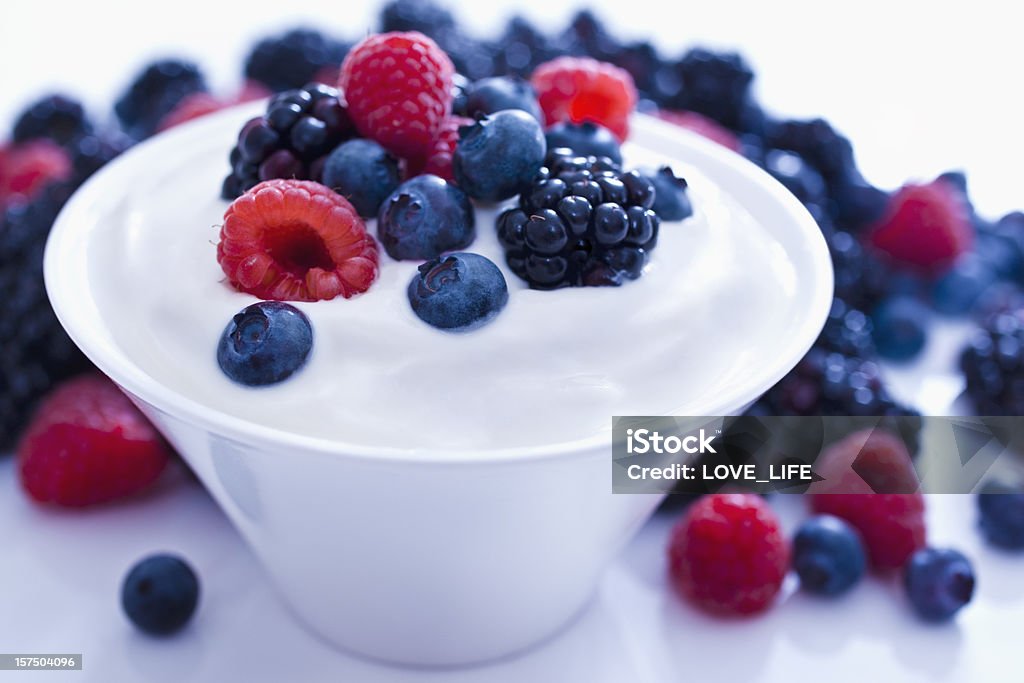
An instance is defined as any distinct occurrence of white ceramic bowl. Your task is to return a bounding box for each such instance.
[44,106,832,667]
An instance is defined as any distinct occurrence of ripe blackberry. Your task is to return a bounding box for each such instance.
[115,59,208,139]
[667,48,756,132]
[68,132,134,185]
[12,94,93,147]
[497,148,661,289]
[961,308,1024,414]
[766,118,859,186]
[493,17,560,77]
[221,84,355,200]
[379,0,455,35]
[560,10,620,63]
[0,182,92,450]
[818,298,876,359]
[244,28,351,92]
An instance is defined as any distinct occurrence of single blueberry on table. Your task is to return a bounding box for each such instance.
[461,76,543,121]
[408,253,509,331]
[217,302,313,386]
[453,109,546,202]
[545,121,623,165]
[904,547,975,621]
[377,174,475,260]
[643,166,693,221]
[122,554,200,635]
[870,295,928,362]
[793,515,866,596]
[322,139,401,217]
[977,479,1024,550]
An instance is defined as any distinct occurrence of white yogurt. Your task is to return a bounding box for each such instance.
[85,131,798,451]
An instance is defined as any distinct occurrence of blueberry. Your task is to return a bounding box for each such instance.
[932,255,997,316]
[407,253,508,331]
[904,548,975,621]
[764,149,827,206]
[644,166,692,221]
[121,554,200,635]
[453,110,546,201]
[544,122,623,165]
[217,302,313,386]
[462,76,542,121]
[978,480,1024,549]
[870,295,928,361]
[793,515,866,596]
[377,175,475,260]
[322,139,401,218]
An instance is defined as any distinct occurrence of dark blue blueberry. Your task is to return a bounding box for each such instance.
[544,122,622,165]
[453,110,546,201]
[122,554,200,635]
[322,139,401,218]
[932,255,997,316]
[978,480,1024,550]
[764,149,827,206]
[217,302,313,386]
[462,76,542,121]
[793,515,866,596]
[244,28,350,92]
[904,548,975,621]
[377,175,475,260]
[408,253,508,331]
[644,166,692,221]
[871,295,928,361]
[13,94,93,146]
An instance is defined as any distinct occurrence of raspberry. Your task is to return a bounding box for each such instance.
[405,115,472,182]
[530,56,637,142]
[217,179,378,301]
[811,429,921,495]
[667,494,789,616]
[656,110,742,152]
[339,32,454,159]
[17,374,171,507]
[0,140,72,207]
[811,493,926,570]
[868,180,973,274]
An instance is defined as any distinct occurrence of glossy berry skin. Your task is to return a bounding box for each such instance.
[453,110,546,201]
[667,494,789,616]
[407,253,509,331]
[217,302,313,386]
[793,515,866,596]
[377,174,475,260]
[218,179,378,301]
[322,139,401,217]
[644,166,692,221]
[245,28,350,92]
[17,375,170,507]
[812,493,926,570]
[122,555,200,635]
[460,76,542,121]
[870,295,928,362]
[977,480,1024,549]
[339,32,454,158]
[12,94,93,146]
[904,548,975,621]
[114,59,207,139]
[531,56,637,141]
[544,121,622,165]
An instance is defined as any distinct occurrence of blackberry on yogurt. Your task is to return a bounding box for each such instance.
[222,84,355,199]
[497,148,663,289]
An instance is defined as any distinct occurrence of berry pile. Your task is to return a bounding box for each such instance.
[497,148,661,288]
[961,308,1024,414]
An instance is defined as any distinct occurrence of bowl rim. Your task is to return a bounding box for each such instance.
[44,104,833,464]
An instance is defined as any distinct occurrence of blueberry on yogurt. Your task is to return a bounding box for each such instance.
[408,253,508,331]
[217,302,313,386]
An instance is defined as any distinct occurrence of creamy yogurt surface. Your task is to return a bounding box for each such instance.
[84,117,801,452]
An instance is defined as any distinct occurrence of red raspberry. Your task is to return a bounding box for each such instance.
[667,494,789,616]
[17,374,171,507]
[405,115,473,182]
[811,493,926,571]
[0,140,71,206]
[811,429,921,495]
[868,180,973,274]
[217,179,378,301]
[531,56,637,142]
[656,110,742,153]
[339,32,454,159]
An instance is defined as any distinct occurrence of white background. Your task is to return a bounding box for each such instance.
[2,1,1024,681]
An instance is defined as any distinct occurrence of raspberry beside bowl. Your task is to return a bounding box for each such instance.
[43,103,831,666]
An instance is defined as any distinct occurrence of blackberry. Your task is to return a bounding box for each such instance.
[68,131,134,185]
[668,48,755,132]
[764,149,827,206]
[818,298,875,359]
[436,30,498,82]
[115,59,208,139]
[612,42,662,97]
[494,17,560,77]
[961,308,1024,414]
[221,84,355,200]
[12,94,93,146]
[379,0,455,35]
[766,118,859,186]
[244,28,350,93]
[560,10,620,63]
[497,148,662,289]
[0,182,93,450]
